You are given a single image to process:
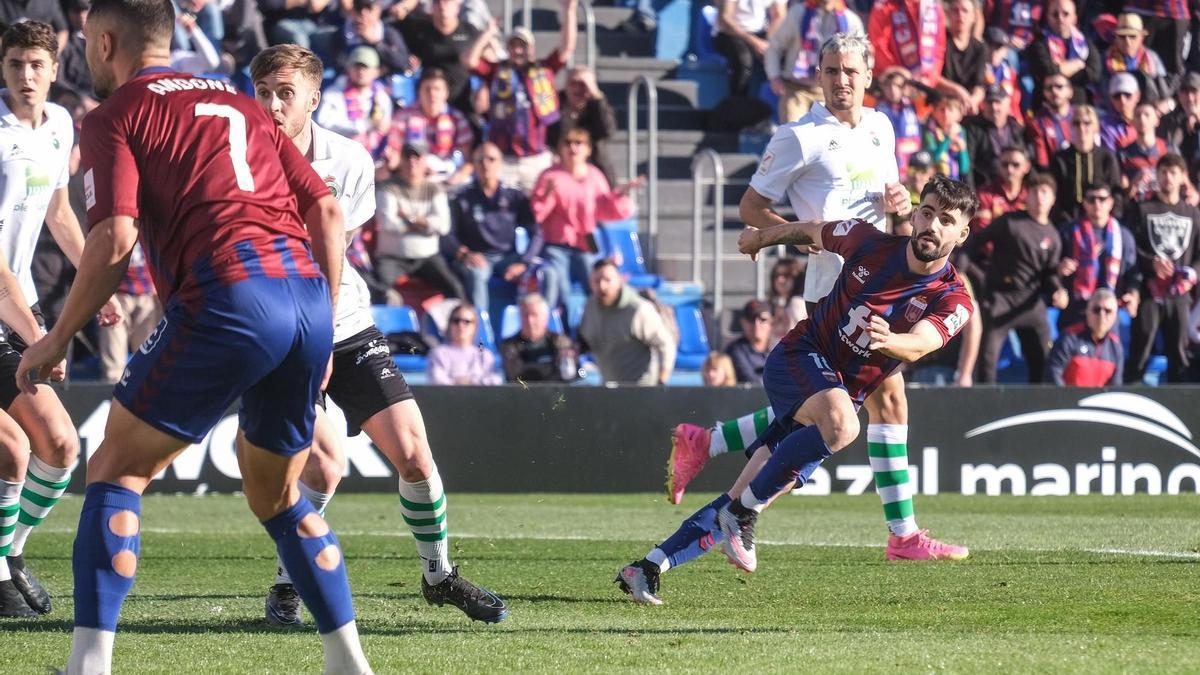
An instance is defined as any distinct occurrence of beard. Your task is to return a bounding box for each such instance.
[826,90,857,111]
[910,235,949,263]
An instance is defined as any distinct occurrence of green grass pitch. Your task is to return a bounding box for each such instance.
[2,492,1199,673]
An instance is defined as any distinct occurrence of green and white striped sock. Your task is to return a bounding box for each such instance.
[10,456,72,557]
[0,479,22,582]
[399,469,450,585]
[709,407,776,458]
[867,424,918,537]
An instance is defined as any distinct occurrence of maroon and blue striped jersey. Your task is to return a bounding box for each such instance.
[783,219,973,402]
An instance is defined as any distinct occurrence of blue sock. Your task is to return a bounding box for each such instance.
[649,494,730,571]
[747,425,833,505]
[262,497,355,634]
[73,482,142,631]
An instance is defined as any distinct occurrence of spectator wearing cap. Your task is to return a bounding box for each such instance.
[316,45,393,156]
[1046,288,1124,386]
[876,66,922,176]
[726,300,772,384]
[942,0,988,114]
[374,140,467,302]
[1158,71,1200,160]
[446,142,546,313]
[547,66,619,184]
[867,0,948,92]
[578,258,676,385]
[398,0,480,113]
[1103,13,1173,110]
[385,68,475,185]
[260,0,337,54]
[764,0,864,123]
[531,127,643,311]
[712,0,787,100]
[1056,183,1138,329]
[1125,0,1190,80]
[982,0,1041,52]
[1120,102,1169,204]
[1026,72,1074,170]
[964,84,1024,186]
[333,0,411,73]
[1100,72,1140,153]
[982,26,1021,120]
[921,93,971,184]
[1028,0,1099,109]
[464,0,578,192]
[1051,104,1123,223]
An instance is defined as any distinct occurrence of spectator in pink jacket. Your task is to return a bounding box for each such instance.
[530,126,644,309]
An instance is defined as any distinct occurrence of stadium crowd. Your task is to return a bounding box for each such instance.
[14,0,1200,386]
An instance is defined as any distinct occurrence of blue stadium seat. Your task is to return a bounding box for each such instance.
[476,309,497,352]
[599,218,661,289]
[370,305,427,371]
[674,305,710,370]
[499,304,565,340]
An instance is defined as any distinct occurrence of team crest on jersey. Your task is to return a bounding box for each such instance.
[852,265,870,283]
[323,176,341,199]
[758,151,774,175]
[1147,212,1193,260]
[905,295,928,322]
[52,136,60,150]
[870,133,880,147]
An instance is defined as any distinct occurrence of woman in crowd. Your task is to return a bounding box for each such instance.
[427,303,502,385]
[701,352,738,387]
[766,257,806,347]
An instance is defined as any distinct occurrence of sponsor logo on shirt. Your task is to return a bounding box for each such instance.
[942,304,970,337]
[852,265,870,284]
[827,139,841,151]
[1147,212,1193,260]
[840,305,874,357]
[758,151,774,175]
[84,168,96,210]
[833,219,856,236]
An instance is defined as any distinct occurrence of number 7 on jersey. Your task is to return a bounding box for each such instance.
[194,103,256,193]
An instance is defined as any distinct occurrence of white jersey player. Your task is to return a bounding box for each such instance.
[249,45,507,627]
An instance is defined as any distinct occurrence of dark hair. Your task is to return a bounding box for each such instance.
[419,68,448,87]
[768,257,805,302]
[591,257,619,273]
[88,0,175,48]
[919,175,979,220]
[1082,182,1112,197]
[450,302,477,319]
[250,44,324,87]
[999,144,1028,158]
[1158,152,1188,172]
[1,21,58,62]
[1023,171,1057,192]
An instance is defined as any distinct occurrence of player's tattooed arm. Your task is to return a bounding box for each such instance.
[738,220,824,260]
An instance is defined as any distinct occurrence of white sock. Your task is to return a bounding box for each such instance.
[738,485,768,513]
[644,548,670,573]
[10,455,73,556]
[320,621,372,675]
[398,469,450,585]
[0,478,22,582]
[707,425,728,457]
[67,626,115,675]
[277,482,335,585]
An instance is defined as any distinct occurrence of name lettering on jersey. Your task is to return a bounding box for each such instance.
[904,295,928,323]
[833,219,856,236]
[146,78,240,97]
[852,265,870,284]
[757,151,774,175]
[840,305,874,357]
[942,304,970,337]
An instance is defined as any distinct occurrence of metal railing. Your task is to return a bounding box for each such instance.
[692,149,725,322]
[627,75,658,271]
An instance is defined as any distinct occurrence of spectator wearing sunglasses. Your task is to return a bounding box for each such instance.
[725,300,773,385]
[1046,288,1124,385]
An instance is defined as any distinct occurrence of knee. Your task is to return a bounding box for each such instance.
[37,428,80,468]
[819,412,859,452]
[0,442,28,482]
[394,430,434,483]
[303,443,346,494]
[874,391,907,425]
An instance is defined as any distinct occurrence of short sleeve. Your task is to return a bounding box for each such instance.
[54,112,73,189]
[922,287,974,347]
[344,145,377,230]
[819,218,883,258]
[80,107,140,224]
[748,126,804,203]
[274,125,331,216]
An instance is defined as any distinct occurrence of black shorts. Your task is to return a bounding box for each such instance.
[0,304,49,408]
[321,325,414,436]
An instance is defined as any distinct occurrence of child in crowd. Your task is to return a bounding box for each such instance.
[922,93,971,183]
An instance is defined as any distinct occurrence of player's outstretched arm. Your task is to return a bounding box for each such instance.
[46,186,123,327]
[16,215,138,391]
[305,194,345,312]
[0,248,45,347]
[866,316,945,363]
[737,220,825,260]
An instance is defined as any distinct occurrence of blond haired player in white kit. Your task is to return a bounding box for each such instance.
[621,32,966,604]
[249,44,507,627]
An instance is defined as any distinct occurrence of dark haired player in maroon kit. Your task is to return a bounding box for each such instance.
[14,0,371,672]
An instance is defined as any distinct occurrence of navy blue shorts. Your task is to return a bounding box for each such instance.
[114,276,332,456]
[749,337,847,455]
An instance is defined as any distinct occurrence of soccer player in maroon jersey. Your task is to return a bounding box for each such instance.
[15,0,371,672]
[713,176,978,573]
